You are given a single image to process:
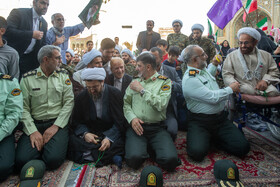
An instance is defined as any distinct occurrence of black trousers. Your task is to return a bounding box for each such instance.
[15,120,68,172]
[187,111,250,161]
[0,135,15,181]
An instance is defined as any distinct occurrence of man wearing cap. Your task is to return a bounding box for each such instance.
[69,68,126,167]
[121,48,138,77]
[136,20,161,52]
[0,73,22,182]
[73,48,103,87]
[223,27,280,96]
[150,47,182,140]
[15,45,74,172]
[46,13,86,64]
[182,45,250,162]
[124,52,180,171]
[167,19,188,52]
[187,24,216,65]
[121,48,135,64]
[105,57,132,97]
[60,48,76,77]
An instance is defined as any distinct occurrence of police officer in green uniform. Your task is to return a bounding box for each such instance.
[167,19,188,52]
[182,45,250,162]
[187,24,216,65]
[0,74,22,181]
[15,45,74,172]
[124,52,180,171]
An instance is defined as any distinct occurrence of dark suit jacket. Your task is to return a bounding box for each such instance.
[105,73,132,97]
[4,8,47,56]
[136,31,161,52]
[160,64,182,117]
[71,84,127,141]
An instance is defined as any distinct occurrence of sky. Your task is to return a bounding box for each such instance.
[1,0,218,50]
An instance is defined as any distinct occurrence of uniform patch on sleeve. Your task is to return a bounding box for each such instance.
[65,79,71,85]
[189,70,198,77]
[147,173,156,186]
[11,88,21,96]
[157,75,168,80]
[0,74,13,80]
[161,85,170,91]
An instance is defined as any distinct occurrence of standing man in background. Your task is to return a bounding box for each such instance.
[4,0,49,78]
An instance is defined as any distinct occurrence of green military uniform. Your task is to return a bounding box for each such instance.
[125,63,138,77]
[182,65,250,161]
[124,72,180,171]
[187,36,216,65]
[0,74,22,181]
[167,33,189,51]
[60,63,76,78]
[15,67,74,171]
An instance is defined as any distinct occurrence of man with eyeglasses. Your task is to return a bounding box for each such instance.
[136,20,161,52]
[46,13,87,64]
[187,24,216,66]
[167,19,188,52]
[16,45,74,176]
[223,27,280,97]
[4,0,49,79]
[69,68,126,168]
[182,45,250,162]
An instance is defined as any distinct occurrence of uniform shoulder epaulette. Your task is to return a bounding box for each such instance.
[0,74,13,80]
[23,70,37,78]
[189,70,198,77]
[56,67,68,74]
[157,75,168,80]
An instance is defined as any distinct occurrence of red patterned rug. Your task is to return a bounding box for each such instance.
[68,127,280,187]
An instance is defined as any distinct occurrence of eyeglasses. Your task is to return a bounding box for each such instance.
[238,41,253,46]
[173,25,181,27]
[86,85,100,90]
[56,18,65,22]
[195,52,207,58]
[54,56,62,60]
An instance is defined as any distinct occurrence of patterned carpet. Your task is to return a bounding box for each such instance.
[1,127,280,186]
[65,127,280,186]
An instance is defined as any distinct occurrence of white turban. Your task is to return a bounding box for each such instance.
[121,48,134,58]
[237,27,261,41]
[81,68,106,81]
[82,49,102,66]
[66,49,75,57]
[191,24,204,33]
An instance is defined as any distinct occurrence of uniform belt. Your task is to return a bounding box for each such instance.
[190,111,223,118]
[34,118,56,124]
[142,122,162,126]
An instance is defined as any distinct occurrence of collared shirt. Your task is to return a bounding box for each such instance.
[114,77,122,91]
[124,72,171,124]
[20,67,74,135]
[182,65,233,114]
[24,8,40,54]
[0,74,22,141]
[46,23,85,64]
[0,39,20,79]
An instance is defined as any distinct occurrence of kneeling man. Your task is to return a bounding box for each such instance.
[69,68,126,167]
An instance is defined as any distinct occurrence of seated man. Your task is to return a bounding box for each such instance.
[182,45,250,162]
[124,53,180,171]
[223,27,280,97]
[69,68,126,167]
[16,45,74,172]
[73,49,103,87]
[105,57,132,97]
[0,74,22,181]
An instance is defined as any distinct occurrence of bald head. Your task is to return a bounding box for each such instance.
[110,57,125,79]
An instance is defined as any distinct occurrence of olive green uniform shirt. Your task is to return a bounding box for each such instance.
[0,74,23,141]
[20,67,74,136]
[123,72,171,124]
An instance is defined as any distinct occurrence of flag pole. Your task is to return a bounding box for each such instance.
[242,6,253,27]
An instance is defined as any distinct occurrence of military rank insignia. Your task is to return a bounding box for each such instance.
[227,168,235,179]
[11,88,21,96]
[65,79,71,85]
[157,75,168,80]
[189,70,198,77]
[147,173,156,186]
[37,72,42,77]
[161,84,170,91]
[25,166,34,178]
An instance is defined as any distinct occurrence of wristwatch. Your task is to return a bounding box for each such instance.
[140,89,145,96]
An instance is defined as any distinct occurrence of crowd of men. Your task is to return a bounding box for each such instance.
[1,0,280,185]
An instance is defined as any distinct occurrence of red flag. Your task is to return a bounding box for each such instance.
[243,0,258,22]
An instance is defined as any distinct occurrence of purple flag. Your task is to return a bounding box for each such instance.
[207,0,243,29]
